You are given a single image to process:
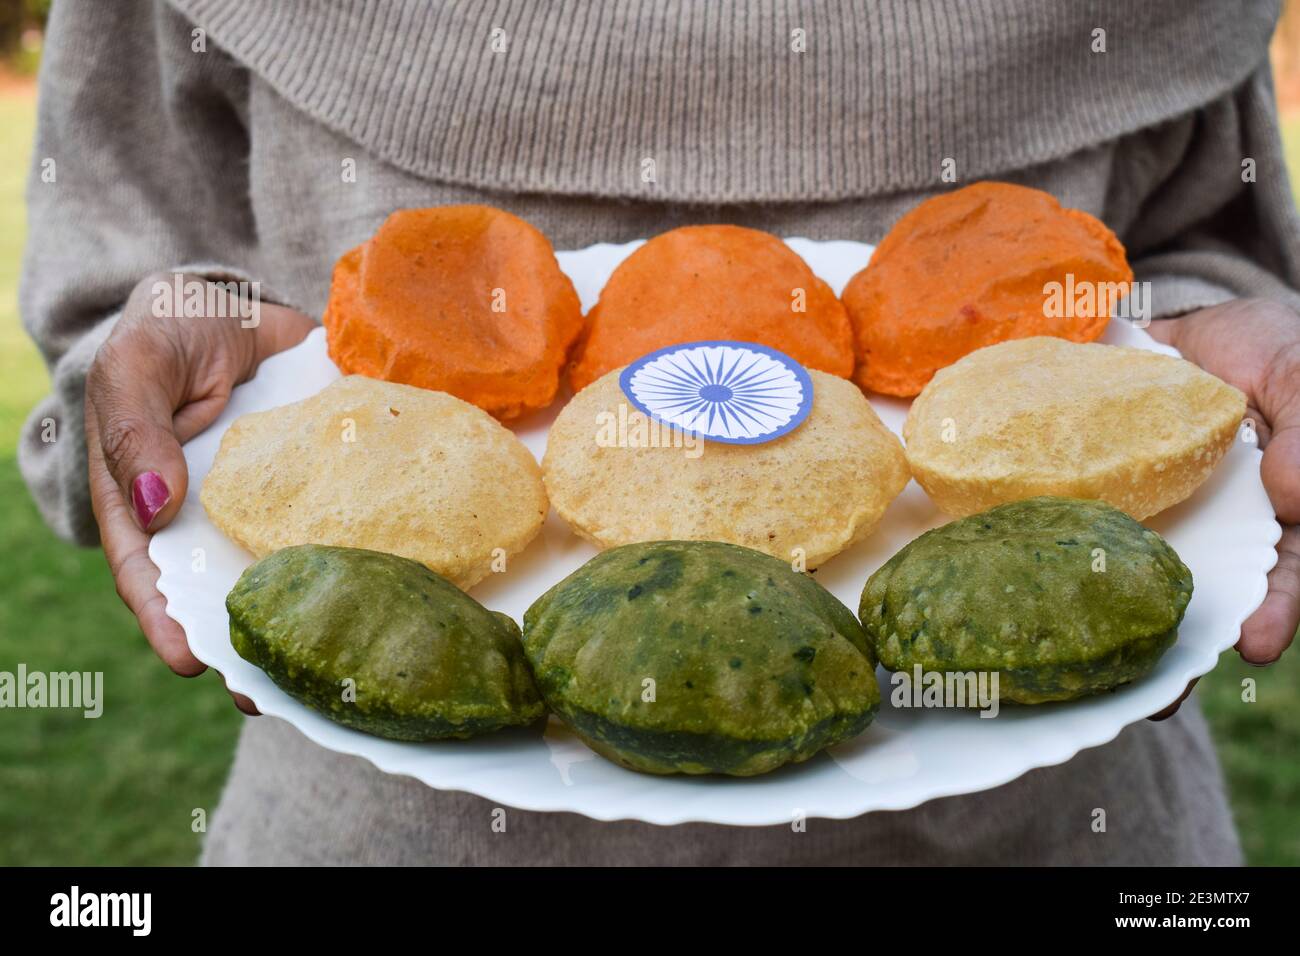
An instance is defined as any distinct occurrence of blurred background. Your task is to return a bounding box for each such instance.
[1,2,1297,865]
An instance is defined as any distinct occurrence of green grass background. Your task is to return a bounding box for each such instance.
[1,85,1297,866]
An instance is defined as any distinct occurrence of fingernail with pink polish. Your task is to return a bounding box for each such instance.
[132,471,171,531]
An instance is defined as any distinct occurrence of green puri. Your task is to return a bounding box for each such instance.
[227,544,544,740]
[859,497,1192,703]
[523,540,880,776]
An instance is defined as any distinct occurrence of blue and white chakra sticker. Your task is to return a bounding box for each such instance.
[619,341,814,445]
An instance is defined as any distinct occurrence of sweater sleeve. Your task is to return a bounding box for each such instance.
[1112,64,1300,319]
[19,0,261,544]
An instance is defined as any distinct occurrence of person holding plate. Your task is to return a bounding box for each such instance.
[17,0,1300,864]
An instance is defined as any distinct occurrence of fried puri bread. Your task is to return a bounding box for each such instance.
[842,182,1132,397]
[323,205,583,421]
[542,368,909,567]
[201,376,547,589]
[568,225,855,392]
[903,337,1246,519]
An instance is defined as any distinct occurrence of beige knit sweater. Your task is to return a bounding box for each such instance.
[20,0,1298,864]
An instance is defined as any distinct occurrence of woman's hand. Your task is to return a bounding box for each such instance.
[1146,298,1300,718]
[84,273,316,713]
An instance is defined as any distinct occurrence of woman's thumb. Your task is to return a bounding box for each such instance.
[87,362,189,533]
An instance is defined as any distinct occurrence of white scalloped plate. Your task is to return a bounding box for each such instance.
[151,239,1280,826]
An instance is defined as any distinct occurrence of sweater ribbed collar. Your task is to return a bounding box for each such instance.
[169,0,1277,203]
